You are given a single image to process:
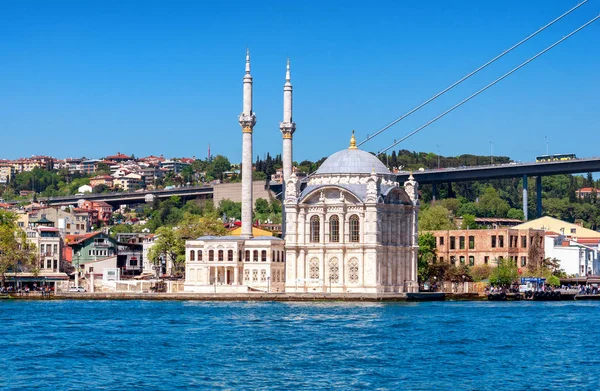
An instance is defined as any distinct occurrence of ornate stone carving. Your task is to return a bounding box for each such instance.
[365,172,379,203]
[285,174,300,204]
[403,173,419,206]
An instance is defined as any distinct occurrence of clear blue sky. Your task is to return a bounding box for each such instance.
[1,0,598,163]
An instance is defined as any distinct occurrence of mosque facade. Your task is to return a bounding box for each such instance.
[184,52,419,294]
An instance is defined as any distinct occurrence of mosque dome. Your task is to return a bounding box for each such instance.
[315,131,390,175]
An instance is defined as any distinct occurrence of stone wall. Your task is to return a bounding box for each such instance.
[213,180,274,205]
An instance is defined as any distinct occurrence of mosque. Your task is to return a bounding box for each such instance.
[184,51,419,294]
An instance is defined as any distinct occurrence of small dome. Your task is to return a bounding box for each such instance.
[316,148,390,175]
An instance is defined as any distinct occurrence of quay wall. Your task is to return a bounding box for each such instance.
[2,292,447,302]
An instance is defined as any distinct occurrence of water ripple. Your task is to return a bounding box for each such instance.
[1,300,600,390]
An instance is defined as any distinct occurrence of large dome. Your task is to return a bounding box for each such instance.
[315,148,390,175]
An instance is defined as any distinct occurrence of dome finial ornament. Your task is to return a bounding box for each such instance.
[349,130,358,150]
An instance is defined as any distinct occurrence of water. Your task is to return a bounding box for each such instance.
[1,300,599,390]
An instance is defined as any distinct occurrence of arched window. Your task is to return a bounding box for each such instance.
[329,258,339,283]
[245,250,250,262]
[310,216,320,243]
[349,215,360,243]
[198,250,203,261]
[218,250,224,261]
[228,250,234,261]
[309,258,319,280]
[189,250,195,261]
[272,251,275,263]
[329,215,339,242]
[238,250,242,262]
[253,250,259,262]
[261,250,267,262]
[209,250,214,261]
[348,258,359,284]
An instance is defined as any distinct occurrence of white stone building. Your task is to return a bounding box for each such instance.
[184,236,285,293]
[544,234,599,277]
[184,52,419,294]
[283,133,419,293]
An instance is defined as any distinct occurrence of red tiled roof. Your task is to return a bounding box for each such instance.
[105,152,131,160]
[64,231,102,245]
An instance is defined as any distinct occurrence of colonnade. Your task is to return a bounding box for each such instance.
[206,266,240,285]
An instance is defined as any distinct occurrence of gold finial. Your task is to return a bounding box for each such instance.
[349,130,358,149]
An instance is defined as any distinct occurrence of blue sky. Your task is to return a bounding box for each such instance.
[1,0,599,163]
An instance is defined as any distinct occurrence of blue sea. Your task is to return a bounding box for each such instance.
[1,300,599,390]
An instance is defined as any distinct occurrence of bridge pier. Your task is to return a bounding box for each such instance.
[536,176,542,218]
[523,175,528,221]
[432,182,438,202]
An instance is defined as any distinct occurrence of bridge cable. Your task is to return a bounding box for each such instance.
[377,13,600,155]
[357,0,589,147]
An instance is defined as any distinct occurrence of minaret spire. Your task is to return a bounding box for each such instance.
[280,58,296,239]
[239,49,257,238]
[280,58,296,185]
[245,48,251,74]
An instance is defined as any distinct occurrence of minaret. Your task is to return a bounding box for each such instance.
[279,58,296,184]
[238,49,257,238]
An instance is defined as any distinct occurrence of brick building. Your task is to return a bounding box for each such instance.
[428,228,545,269]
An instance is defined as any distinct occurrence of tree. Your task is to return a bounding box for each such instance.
[470,264,492,282]
[489,257,518,287]
[209,155,231,179]
[218,199,241,221]
[0,210,37,286]
[461,214,477,229]
[417,233,437,283]
[546,275,560,287]
[176,213,228,240]
[148,227,185,276]
[477,187,510,217]
[255,198,270,215]
[419,205,454,231]
[93,184,109,194]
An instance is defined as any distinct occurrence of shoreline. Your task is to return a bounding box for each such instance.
[2,292,452,302]
[4,292,600,302]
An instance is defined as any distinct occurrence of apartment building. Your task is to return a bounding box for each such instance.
[428,228,545,269]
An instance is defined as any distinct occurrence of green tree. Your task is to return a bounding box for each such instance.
[0,210,38,286]
[546,275,560,287]
[419,205,454,231]
[417,233,437,283]
[209,155,231,179]
[148,226,185,276]
[460,214,477,229]
[477,187,510,217]
[93,184,110,194]
[489,257,518,287]
[218,199,241,221]
[255,198,271,215]
[176,213,228,240]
